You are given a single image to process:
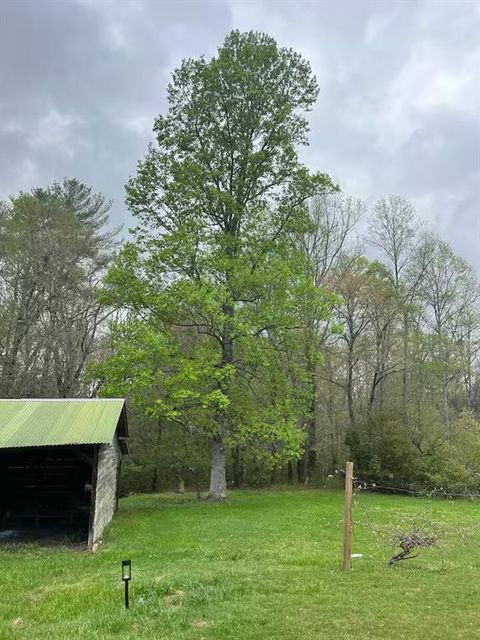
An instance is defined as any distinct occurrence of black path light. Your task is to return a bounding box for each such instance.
[122,560,131,609]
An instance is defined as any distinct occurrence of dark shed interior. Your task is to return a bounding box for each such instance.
[0,398,128,546]
[0,445,94,541]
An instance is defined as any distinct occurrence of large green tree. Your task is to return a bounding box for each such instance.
[103,30,335,499]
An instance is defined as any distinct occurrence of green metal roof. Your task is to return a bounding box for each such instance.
[0,399,128,449]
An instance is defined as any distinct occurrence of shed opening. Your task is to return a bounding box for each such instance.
[0,446,94,543]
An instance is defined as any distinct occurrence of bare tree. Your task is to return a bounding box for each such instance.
[298,195,363,479]
[418,239,480,430]
[0,179,117,398]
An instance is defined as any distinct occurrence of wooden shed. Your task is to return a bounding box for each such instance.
[0,398,128,548]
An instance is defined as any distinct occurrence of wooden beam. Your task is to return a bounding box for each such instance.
[343,461,354,571]
[87,445,99,550]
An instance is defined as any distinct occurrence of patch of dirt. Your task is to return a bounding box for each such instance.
[192,619,208,629]
[11,618,25,630]
[164,589,185,607]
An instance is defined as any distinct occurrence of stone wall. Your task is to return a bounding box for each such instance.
[91,437,121,545]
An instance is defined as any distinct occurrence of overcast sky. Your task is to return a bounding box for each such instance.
[1,0,478,267]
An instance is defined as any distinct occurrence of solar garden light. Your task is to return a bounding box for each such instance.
[122,560,131,609]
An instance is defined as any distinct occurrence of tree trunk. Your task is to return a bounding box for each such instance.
[151,418,163,493]
[306,446,317,479]
[287,461,293,484]
[297,457,305,484]
[367,371,378,418]
[305,342,318,479]
[232,445,243,488]
[207,435,228,501]
[401,310,409,424]
[209,301,234,500]
[442,376,450,433]
[347,349,355,430]
[151,464,159,493]
[464,326,473,408]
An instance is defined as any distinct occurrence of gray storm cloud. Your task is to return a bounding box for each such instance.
[0,0,478,267]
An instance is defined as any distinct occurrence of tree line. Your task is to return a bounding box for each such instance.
[1,31,478,499]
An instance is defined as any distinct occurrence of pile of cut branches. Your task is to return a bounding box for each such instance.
[388,528,437,566]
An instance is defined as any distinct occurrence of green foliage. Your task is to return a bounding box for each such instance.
[423,411,480,492]
[348,408,480,493]
[90,319,219,422]
[97,30,336,488]
[88,318,219,489]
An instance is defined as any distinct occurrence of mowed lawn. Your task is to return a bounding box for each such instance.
[2,490,479,640]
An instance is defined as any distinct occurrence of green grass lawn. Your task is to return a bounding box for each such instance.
[2,489,479,639]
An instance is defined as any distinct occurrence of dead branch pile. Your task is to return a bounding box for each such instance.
[388,528,437,566]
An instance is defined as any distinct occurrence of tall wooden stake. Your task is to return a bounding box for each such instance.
[343,461,353,571]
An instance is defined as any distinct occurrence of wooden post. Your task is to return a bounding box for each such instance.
[87,445,99,550]
[343,461,354,571]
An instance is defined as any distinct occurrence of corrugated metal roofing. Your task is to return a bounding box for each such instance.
[0,398,127,449]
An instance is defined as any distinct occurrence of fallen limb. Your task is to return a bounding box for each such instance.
[388,529,437,566]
